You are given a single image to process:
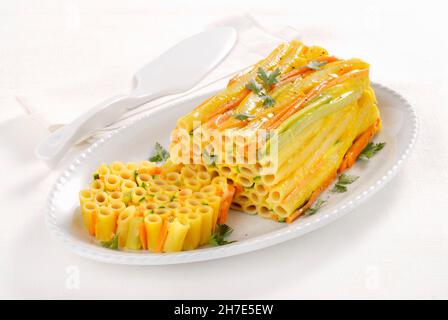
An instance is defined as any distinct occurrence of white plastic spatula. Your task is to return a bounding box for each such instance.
[36,27,237,164]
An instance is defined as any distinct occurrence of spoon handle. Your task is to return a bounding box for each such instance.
[36,94,153,163]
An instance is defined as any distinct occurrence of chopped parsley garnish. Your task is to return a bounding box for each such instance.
[257,67,280,88]
[304,199,326,216]
[93,173,100,180]
[245,79,262,95]
[359,142,386,160]
[233,113,254,121]
[100,234,119,250]
[209,224,236,246]
[331,174,359,193]
[262,95,276,107]
[149,142,169,163]
[203,148,218,167]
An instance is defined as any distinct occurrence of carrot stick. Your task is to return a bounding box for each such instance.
[139,221,147,250]
[286,169,337,223]
[218,185,236,224]
[272,56,339,89]
[234,185,243,194]
[265,69,369,130]
[338,118,380,173]
[204,89,250,122]
[155,220,169,253]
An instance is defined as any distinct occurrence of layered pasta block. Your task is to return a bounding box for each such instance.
[170,40,381,223]
[79,160,235,252]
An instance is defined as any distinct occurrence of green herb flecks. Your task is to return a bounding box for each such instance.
[359,142,386,160]
[262,95,276,107]
[304,199,326,216]
[101,234,119,250]
[203,148,218,167]
[233,113,254,121]
[245,79,262,95]
[149,142,169,163]
[209,224,236,246]
[331,174,359,193]
[93,173,100,180]
[257,67,280,88]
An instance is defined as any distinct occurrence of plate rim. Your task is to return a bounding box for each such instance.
[44,83,419,265]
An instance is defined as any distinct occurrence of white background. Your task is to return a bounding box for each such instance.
[1,0,447,299]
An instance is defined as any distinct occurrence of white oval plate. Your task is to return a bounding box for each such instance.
[45,83,418,265]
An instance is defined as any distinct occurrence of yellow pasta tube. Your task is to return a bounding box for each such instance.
[108,191,123,203]
[110,161,126,175]
[206,195,221,227]
[104,174,121,191]
[163,218,190,252]
[165,171,181,186]
[116,206,135,247]
[144,203,157,215]
[109,201,126,218]
[90,179,104,192]
[81,201,98,235]
[178,188,192,203]
[79,189,93,206]
[121,180,137,193]
[163,185,179,197]
[95,206,116,242]
[183,178,201,191]
[154,208,172,221]
[136,173,152,188]
[197,171,211,186]
[197,205,213,245]
[125,216,143,250]
[192,192,207,202]
[93,191,108,207]
[97,164,110,177]
[131,187,146,205]
[166,202,180,213]
[144,214,163,252]
[200,185,218,197]
[183,212,202,250]
[119,169,133,181]
[185,198,201,210]
[126,162,138,171]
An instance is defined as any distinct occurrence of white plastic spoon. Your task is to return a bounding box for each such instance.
[36,27,237,164]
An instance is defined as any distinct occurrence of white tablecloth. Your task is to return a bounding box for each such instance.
[1,0,447,299]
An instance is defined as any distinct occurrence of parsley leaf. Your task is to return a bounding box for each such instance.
[331,184,347,193]
[338,174,359,185]
[149,142,169,163]
[233,113,253,121]
[306,60,327,70]
[209,224,236,246]
[331,174,359,193]
[359,142,386,160]
[245,79,262,95]
[93,173,100,180]
[257,67,280,88]
[101,233,119,250]
[203,148,218,167]
[304,199,326,216]
[262,95,276,107]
